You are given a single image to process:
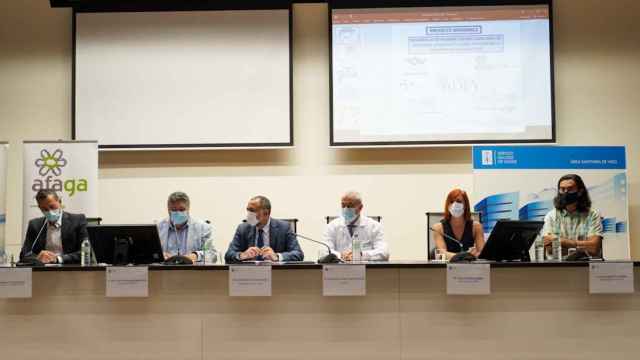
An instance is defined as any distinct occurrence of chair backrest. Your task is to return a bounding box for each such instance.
[425,211,483,260]
[279,218,299,233]
[87,217,102,225]
[325,215,382,224]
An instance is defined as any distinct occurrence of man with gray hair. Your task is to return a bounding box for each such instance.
[322,191,389,261]
[225,195,303,263]
[157,191,217,263]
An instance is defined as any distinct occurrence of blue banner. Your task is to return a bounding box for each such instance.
[473,146,626,170]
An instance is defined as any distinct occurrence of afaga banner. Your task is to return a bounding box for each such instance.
[473,146,629,260]
[22,141,98,233]
[0,142,8,257]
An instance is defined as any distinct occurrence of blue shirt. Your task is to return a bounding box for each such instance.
[157,217,217,262]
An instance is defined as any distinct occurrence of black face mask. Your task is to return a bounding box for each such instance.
[555,191,580,208]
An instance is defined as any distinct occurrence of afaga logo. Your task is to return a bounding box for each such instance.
[31,149,88,196]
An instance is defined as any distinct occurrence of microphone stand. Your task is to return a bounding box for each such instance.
[295,233,342,264]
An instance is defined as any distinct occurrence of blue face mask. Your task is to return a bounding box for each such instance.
[170,211,189,226]
[44,209,61,223]
[342,207,357,224]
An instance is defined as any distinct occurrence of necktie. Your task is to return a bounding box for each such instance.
[347,224,355,237]
[256,229,264,261]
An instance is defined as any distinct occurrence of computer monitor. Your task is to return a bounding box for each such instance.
[478,220,544,262]
[87,224,164,265]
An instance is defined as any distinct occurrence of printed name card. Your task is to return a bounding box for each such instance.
[323,264,366,296]
[106,266,149,297]
[229,265,272,296]
[589,262,634,294]
[447,263,490,295]
[0,268,32,298]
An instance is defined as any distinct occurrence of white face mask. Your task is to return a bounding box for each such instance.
[246,211,259,226]
[449,202,465,218]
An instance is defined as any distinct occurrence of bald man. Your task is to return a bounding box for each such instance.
[323,191,389,261]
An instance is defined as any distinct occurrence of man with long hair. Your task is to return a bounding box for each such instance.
[542,174,603,257]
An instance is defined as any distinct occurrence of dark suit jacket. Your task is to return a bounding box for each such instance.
[19,212,89,264]
[225,218,304,263]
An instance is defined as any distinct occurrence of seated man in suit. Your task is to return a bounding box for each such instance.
[225,195,303,263]
[323,191,389,261]
[19,189,88,264]
[157,191,217,263]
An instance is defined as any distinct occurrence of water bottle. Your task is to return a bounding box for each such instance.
[203,243,216,264]
[352,234,362,262]
[551,237,562,261]
[534,237,545,261]
[81,238,91,266]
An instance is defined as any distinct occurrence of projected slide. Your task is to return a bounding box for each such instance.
[75,9,291,149]
[331,4,554,145]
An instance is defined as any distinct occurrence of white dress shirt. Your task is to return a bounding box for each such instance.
[45,214,63,255]
[322,214,389,261]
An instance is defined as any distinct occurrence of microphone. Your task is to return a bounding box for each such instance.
[17,219,48,267]
[294,233,342,264]
[429,226,463,250]
[163,254,193,265]
[429,226,476,263]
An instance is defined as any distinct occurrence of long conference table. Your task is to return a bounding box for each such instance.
[1,261,639,360]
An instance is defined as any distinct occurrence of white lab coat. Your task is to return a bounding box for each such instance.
[322,214,389,261]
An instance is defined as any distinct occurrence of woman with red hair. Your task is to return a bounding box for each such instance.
[432,189,484,260]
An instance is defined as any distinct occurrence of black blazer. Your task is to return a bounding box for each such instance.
[19,212,89,264]
[225,218,304,263]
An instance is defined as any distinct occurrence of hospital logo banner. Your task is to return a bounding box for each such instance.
[473,146,629,260]
[0,142,8,258]
[22,141,98,234]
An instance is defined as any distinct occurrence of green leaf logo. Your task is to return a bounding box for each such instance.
[35,149,67,176]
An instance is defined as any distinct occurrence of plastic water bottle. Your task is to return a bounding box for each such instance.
[81,238,91,266]
[534,237,545,261]
[203,243,216,264]
[352,234,362,262]
[551,237,562,261]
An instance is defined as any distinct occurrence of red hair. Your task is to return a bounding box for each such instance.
[444,188,471,222]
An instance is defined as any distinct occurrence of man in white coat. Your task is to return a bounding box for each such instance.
[322,191,389,261]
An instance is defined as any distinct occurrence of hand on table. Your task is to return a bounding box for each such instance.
[37,250,58,264]
[239,247,261,260]
[341,250,353,261]
[260,247,279,261]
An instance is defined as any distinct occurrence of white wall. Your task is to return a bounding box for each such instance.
[1,0,638,260]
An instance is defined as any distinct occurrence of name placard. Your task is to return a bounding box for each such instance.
[229,265,272,297]
[323,264,366,296]
[447,263,490,295]
[589,262,634,294]
[106,266,149,297]
[0,268,32,298]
